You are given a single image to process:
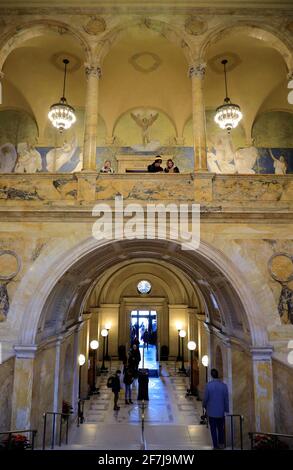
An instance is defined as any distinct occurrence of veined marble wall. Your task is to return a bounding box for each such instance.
[273,359,293,435]
[0,357,14,431]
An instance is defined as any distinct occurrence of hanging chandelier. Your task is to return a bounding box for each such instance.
[48,58,76,132]
[214,59,242,133]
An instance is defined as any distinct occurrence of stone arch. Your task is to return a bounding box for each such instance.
[93,261,200,305]
[6,234,278,351]
[0,20,91,71]
[96,17,193,65]
[200,23,293,73]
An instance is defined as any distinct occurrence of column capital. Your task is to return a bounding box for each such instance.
[85,63,102,79]
[250,346,274,361]
[14,345,38,359]
[188,62,206,79]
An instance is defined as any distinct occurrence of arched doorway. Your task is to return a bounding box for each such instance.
[9,237,275,440]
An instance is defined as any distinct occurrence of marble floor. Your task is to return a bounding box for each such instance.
[64,362,213,450]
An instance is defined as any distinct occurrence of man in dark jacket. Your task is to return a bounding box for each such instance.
[147,157,163,172]
[128,344,141,373]
[203,368,229,449]
[111,370,121,411]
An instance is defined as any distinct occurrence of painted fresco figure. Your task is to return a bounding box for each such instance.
[278,285,293,324]
[15,142,42,173]
[0,143,17,172]
[269,149,287,175]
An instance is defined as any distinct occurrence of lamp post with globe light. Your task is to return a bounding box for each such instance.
[175,322,182,361]
[78,354,86,425]
[100,329,109,371]
[186,341,197,396]
[78,354,86,400]
[179,329,187,373]
[202,355,209,383]
[90,340,99,393]
[104,323,111,360]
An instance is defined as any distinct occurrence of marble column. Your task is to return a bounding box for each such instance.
[197,314,208,399]
[11,345,37,429]
[82,64,101,171]
[288,70,293,105]
[0,71,4,105]
[251,347,275,432]
[189,62,208,172]
[53,336,62,413]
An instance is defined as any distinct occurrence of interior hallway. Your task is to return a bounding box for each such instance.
[65,362,212,450]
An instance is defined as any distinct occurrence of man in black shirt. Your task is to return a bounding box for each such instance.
[147,157,163,172]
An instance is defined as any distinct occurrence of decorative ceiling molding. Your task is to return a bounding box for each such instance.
[129,51,162,74]
[83,16,106,35]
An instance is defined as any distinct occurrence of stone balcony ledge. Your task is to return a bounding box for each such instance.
[0,173,292,212]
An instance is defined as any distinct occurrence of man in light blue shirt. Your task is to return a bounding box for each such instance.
[203,368,229,449]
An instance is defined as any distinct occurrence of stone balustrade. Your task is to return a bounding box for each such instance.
[0,172,292,211]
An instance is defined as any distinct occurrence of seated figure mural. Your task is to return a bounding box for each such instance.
[14,142,42,173]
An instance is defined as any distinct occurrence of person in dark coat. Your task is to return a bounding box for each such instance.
[147,157,163,172]
[123,365,134,404]
[111,369,121,411]
[128,344,141,374]
[203,368,229,449]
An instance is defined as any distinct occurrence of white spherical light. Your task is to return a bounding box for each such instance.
[179,329,187,338]
[90,340,99,350]
[187,341,196,351]
[101,328,109,337]
[78,354,86,366]
[202,355,209,367]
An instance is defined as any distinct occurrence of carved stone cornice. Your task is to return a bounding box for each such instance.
[188,62,206,79]
[85,64,102,79]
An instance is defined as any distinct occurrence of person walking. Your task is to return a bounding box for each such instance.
[111,369,122,411]
[203,368,229,449]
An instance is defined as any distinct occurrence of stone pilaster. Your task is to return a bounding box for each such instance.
[0,71,4,105]
[11,345,37,430]
[82,64,102,171]
[251,347,275,432]
[189,62,208,173]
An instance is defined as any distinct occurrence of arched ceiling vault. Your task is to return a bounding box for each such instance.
[36,239,251,345]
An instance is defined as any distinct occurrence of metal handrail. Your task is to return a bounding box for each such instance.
[140,399,147,450]
[249,431,293,450]
[225,414,244,450]
[0,429,37,450]
[42,411,70,450]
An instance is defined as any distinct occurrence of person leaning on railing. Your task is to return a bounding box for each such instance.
[164,159,179,173]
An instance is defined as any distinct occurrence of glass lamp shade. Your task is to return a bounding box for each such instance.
[179,329,187,338]
[101,328,109,337]
[187,340,197,351]
[214,100,242,133]
[202,355,209,367]
[48,97,76,132]
[90,340,99,350]
[78,354,86,366]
